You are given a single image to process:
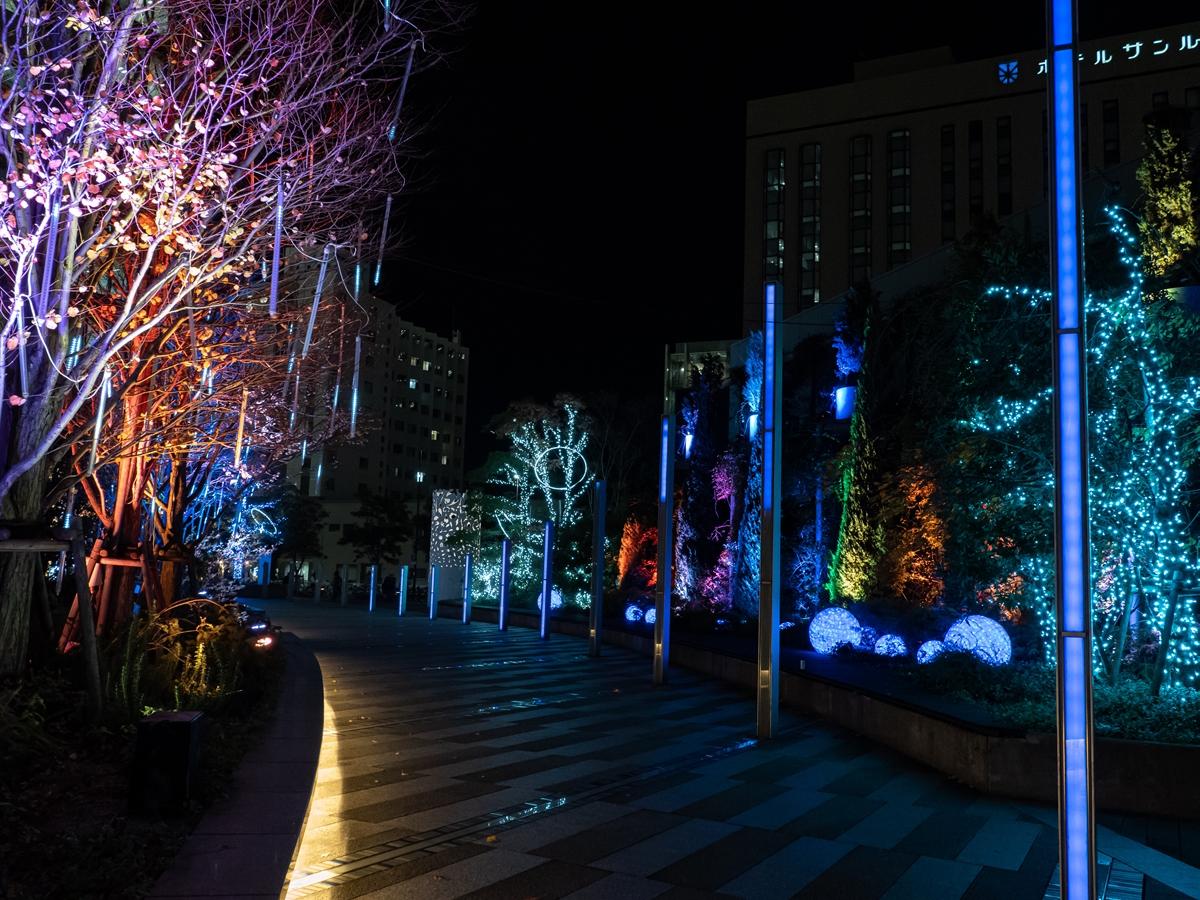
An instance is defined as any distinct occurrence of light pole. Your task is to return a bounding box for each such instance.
[758,281,782,739]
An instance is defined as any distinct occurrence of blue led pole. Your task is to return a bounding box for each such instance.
[758,282,782,739]
[539,521,554,640]
[462,553,473,624]
[653,411,674,685]
[397,564,408,615]
[589,480,606,657]
[1047,2,1095,897]
[368,564,377,613]
[428,565,439,620]
[498,539,511,632]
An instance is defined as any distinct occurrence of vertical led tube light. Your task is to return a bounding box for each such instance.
[589,480,606,657]
[233,387,248,470]
[268,176,284,317]
[1047,2,1095,898]
[368,564,377,613]
[462,553,473,624]
[302,245,332,360]
[499,539,511,632]
[349,334,362,438]
[539,521,554,640]
[653,413,674,684]
[398,564,408,615]
[87,367,112,475]
[758,282,782,739]
[428,565,439,620]
[374,195,393,287]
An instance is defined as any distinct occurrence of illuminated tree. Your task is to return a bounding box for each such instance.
[0,0,457,673]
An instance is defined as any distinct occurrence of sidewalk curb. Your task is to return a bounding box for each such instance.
[149,633,325,899]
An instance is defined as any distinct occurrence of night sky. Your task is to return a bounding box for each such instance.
[383,1,1187,467]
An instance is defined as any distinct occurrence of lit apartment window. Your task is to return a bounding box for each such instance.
[940,125,956,242]
[887,130,911,269]
[1102,99,1119,167]
[422,360,431,371]
[409,355,417,366]
[995,117,1012,217]
[763,148,785,279]
[799,143,821,305]
[968,120,983,227]
[430,429,439,440]
[849,135,871,284]
[415,471,425,483]
[441,455,448,466]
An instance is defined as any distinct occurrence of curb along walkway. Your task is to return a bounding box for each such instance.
[151,633,324,899]
[261,600,1192,900]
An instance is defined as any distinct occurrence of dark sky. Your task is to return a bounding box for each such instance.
[382,1,1189,467]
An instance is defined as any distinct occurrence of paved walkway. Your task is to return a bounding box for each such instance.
[258,600,1194,900]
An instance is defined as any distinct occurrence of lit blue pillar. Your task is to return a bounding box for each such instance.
[1048,2,1095,897]
[539,521,554,640]
[368,564,377,613]
[397,564,408,615]
[589,480,606,657]
[498,539,511,632]
[462,553,473,624]
[758,281,782,739]
[428,565,439,620]
[653,413,674,684]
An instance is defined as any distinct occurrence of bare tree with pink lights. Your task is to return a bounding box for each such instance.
[0,0,460,674]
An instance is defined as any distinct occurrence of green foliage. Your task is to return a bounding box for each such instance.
[340,489,412,566]
[1137,111,1198,279]
[273,482,328,565]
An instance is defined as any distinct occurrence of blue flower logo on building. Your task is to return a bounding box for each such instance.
[998,60,1019,85]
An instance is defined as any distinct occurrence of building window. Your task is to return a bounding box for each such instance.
[799,143,821,305]
[1152,91,1168,109]
[358,456,368,469]
[995,116,1012,217]
[441,455,448,466]
[409,355,417,366]
[940,125,956,242]
[415,471,425,483]
[408,378,417,389]
[1187,87,1200,109]
[1102,99,1119,167]
[849,135,871,284]
[422,360,431,371]
[968,120,983,227]
[763,149,785,279]
[886,130,911,269]
[430,429,439,440]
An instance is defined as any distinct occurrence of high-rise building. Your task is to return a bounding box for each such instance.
[743,20,1200,331]
[288,292,468,589]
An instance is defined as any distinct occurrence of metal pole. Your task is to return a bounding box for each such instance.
[1047,2,1095,897]
[589,480,606,657]
[428,565,439,620]
[368,564,377,613]
[499,539,511,632]
[398,563,408,615]
[653,413,674,684]
[462,553,473,624]
[758,282,782,739]
[539,521,554,640]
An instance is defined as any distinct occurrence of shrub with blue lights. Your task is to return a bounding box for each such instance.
[944,615,1011,666]
[916,639,946,665]
[808,607,862,655]
[874,634,907,657]
[536,587,564,611]
[624,603,644,623]
[644,606,658,625]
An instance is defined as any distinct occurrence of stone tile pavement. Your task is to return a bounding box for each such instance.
[255,600,1198,900]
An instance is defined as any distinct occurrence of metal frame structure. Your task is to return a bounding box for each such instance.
[1047,1,1096,896]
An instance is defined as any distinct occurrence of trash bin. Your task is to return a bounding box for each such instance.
[129,710,205,815]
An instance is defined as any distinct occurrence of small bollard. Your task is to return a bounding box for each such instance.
[498,539,511,632]
[368,564,378,612]
[428,565,439,620]
[398,564,408,616]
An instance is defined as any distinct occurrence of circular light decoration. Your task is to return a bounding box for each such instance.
[874,634,907,657]
[624,603,644,623]
[533,445,589,494]
[857,625,879,652]
[779,620,796,631]
[916,639,946,665]
[944,615,1011,666]
[808,607,862,655]
[644,606,658,625]
[536,588,564,611]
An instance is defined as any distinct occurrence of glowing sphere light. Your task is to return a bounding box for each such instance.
[916,640,946,665]
[624,604,644,623]
[944,615,1012,666]
[644,606,657,625]
[874,634,907,657]
[808,607,862,655]
[536,588,564,611]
